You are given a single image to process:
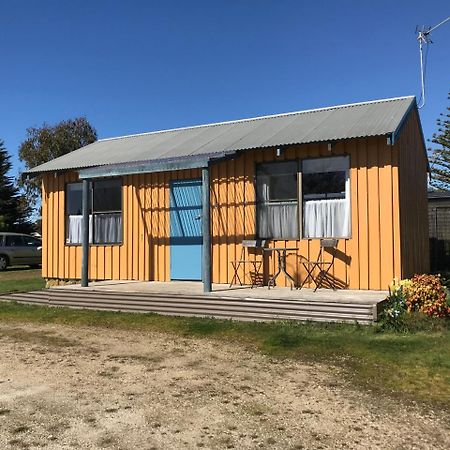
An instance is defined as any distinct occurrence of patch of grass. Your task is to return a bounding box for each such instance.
[0,268,44,294]
[0,278,45,294]
[0,267,41,280]
[0,301,449,410]
[0,327,77,348]
[183,317,236,336]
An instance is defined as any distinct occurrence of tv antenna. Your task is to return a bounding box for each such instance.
[416,15,450,109]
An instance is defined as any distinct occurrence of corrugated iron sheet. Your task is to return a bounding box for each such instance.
[27,96,416,174]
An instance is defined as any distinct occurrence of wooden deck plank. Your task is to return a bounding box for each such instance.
[0,280,385,324]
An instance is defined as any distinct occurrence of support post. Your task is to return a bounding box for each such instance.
[202,166,212,293]
[81,179,90,287]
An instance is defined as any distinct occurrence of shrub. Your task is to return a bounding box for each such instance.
[378,282,408,331]
[402,274,450,318]
[379,276,450,331]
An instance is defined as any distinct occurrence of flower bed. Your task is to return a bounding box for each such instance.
[380,274,450,330]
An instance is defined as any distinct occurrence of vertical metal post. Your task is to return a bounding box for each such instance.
[202,166,212,293]
[81,179,90,287]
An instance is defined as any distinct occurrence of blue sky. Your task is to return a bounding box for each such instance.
[1,1,449,177]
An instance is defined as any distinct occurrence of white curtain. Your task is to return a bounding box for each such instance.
[67,214,122,244]
[67,215,92,244]
[93,214,122,244]
[303,198,350,238]
[257,202,298,239]
[302,156,350,238]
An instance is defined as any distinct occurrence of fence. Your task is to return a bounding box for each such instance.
[429,205,450,272]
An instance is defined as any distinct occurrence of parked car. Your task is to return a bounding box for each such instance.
[0,232,42,271]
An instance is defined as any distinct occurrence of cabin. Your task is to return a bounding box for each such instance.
[27,96,429,292]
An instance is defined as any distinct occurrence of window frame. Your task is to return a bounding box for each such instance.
[254,154,352,241]
[255,160,300,240]
[65,181,90,247]
[300,155,351,240]
[64,178,123,247]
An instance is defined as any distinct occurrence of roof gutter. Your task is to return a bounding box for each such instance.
[78,151,236,179]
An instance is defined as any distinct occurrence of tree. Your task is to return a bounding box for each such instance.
[19,117,97,211]
[430,93,450,190]
[0,140,33,233]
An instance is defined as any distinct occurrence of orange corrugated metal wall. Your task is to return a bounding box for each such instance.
[42,169,200,282]
[397,109,430,277]
[208,137,403,290]
[41,126,427,290]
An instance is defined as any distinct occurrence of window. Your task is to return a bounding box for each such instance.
[66,183,90,244]
[302,156,350,238]
[92,179,122,244]
[5,235,25,247]
[256,161,298,239]
[22,236,41,247]
[66,179,122,245]
[255,156,351,240]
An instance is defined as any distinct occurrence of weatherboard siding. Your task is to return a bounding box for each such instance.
[397,109,430,277]
[41,130,426,290]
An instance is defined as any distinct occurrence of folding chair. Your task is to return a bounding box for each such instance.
[300,239,338,291]
[229,240,266,288]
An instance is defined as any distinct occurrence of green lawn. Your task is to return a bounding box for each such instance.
[0,292,448,410]
[0,268,45,294]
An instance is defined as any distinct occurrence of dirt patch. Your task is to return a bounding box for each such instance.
[0,322,448,449]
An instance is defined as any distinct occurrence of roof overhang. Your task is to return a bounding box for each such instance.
[78,151,235,179]
[387,97,418,146]
[385,97,430,172]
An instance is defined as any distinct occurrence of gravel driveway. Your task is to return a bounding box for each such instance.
[0,322,448,449]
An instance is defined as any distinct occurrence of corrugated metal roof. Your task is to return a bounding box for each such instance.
[27,95,417,174]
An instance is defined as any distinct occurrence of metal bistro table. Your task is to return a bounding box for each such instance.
[263,247,298,290]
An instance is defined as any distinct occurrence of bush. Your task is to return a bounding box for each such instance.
[403,274,450,318]
[379,275,450,331]
[378,282,408,331]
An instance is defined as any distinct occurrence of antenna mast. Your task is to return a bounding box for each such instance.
[416,15,450,109]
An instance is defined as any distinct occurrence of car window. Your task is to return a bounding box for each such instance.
[5,235,25,246]
[22,236,41,246]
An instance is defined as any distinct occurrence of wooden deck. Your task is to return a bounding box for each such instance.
[1,281,387,324]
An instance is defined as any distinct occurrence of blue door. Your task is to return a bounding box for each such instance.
[170,179,203,280]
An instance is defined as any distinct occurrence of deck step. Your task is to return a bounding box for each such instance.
[8,290,375,314]
[3,298,372,321]
[48,288,374,308]
[44,291,374,314]
[0,289,380,324]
